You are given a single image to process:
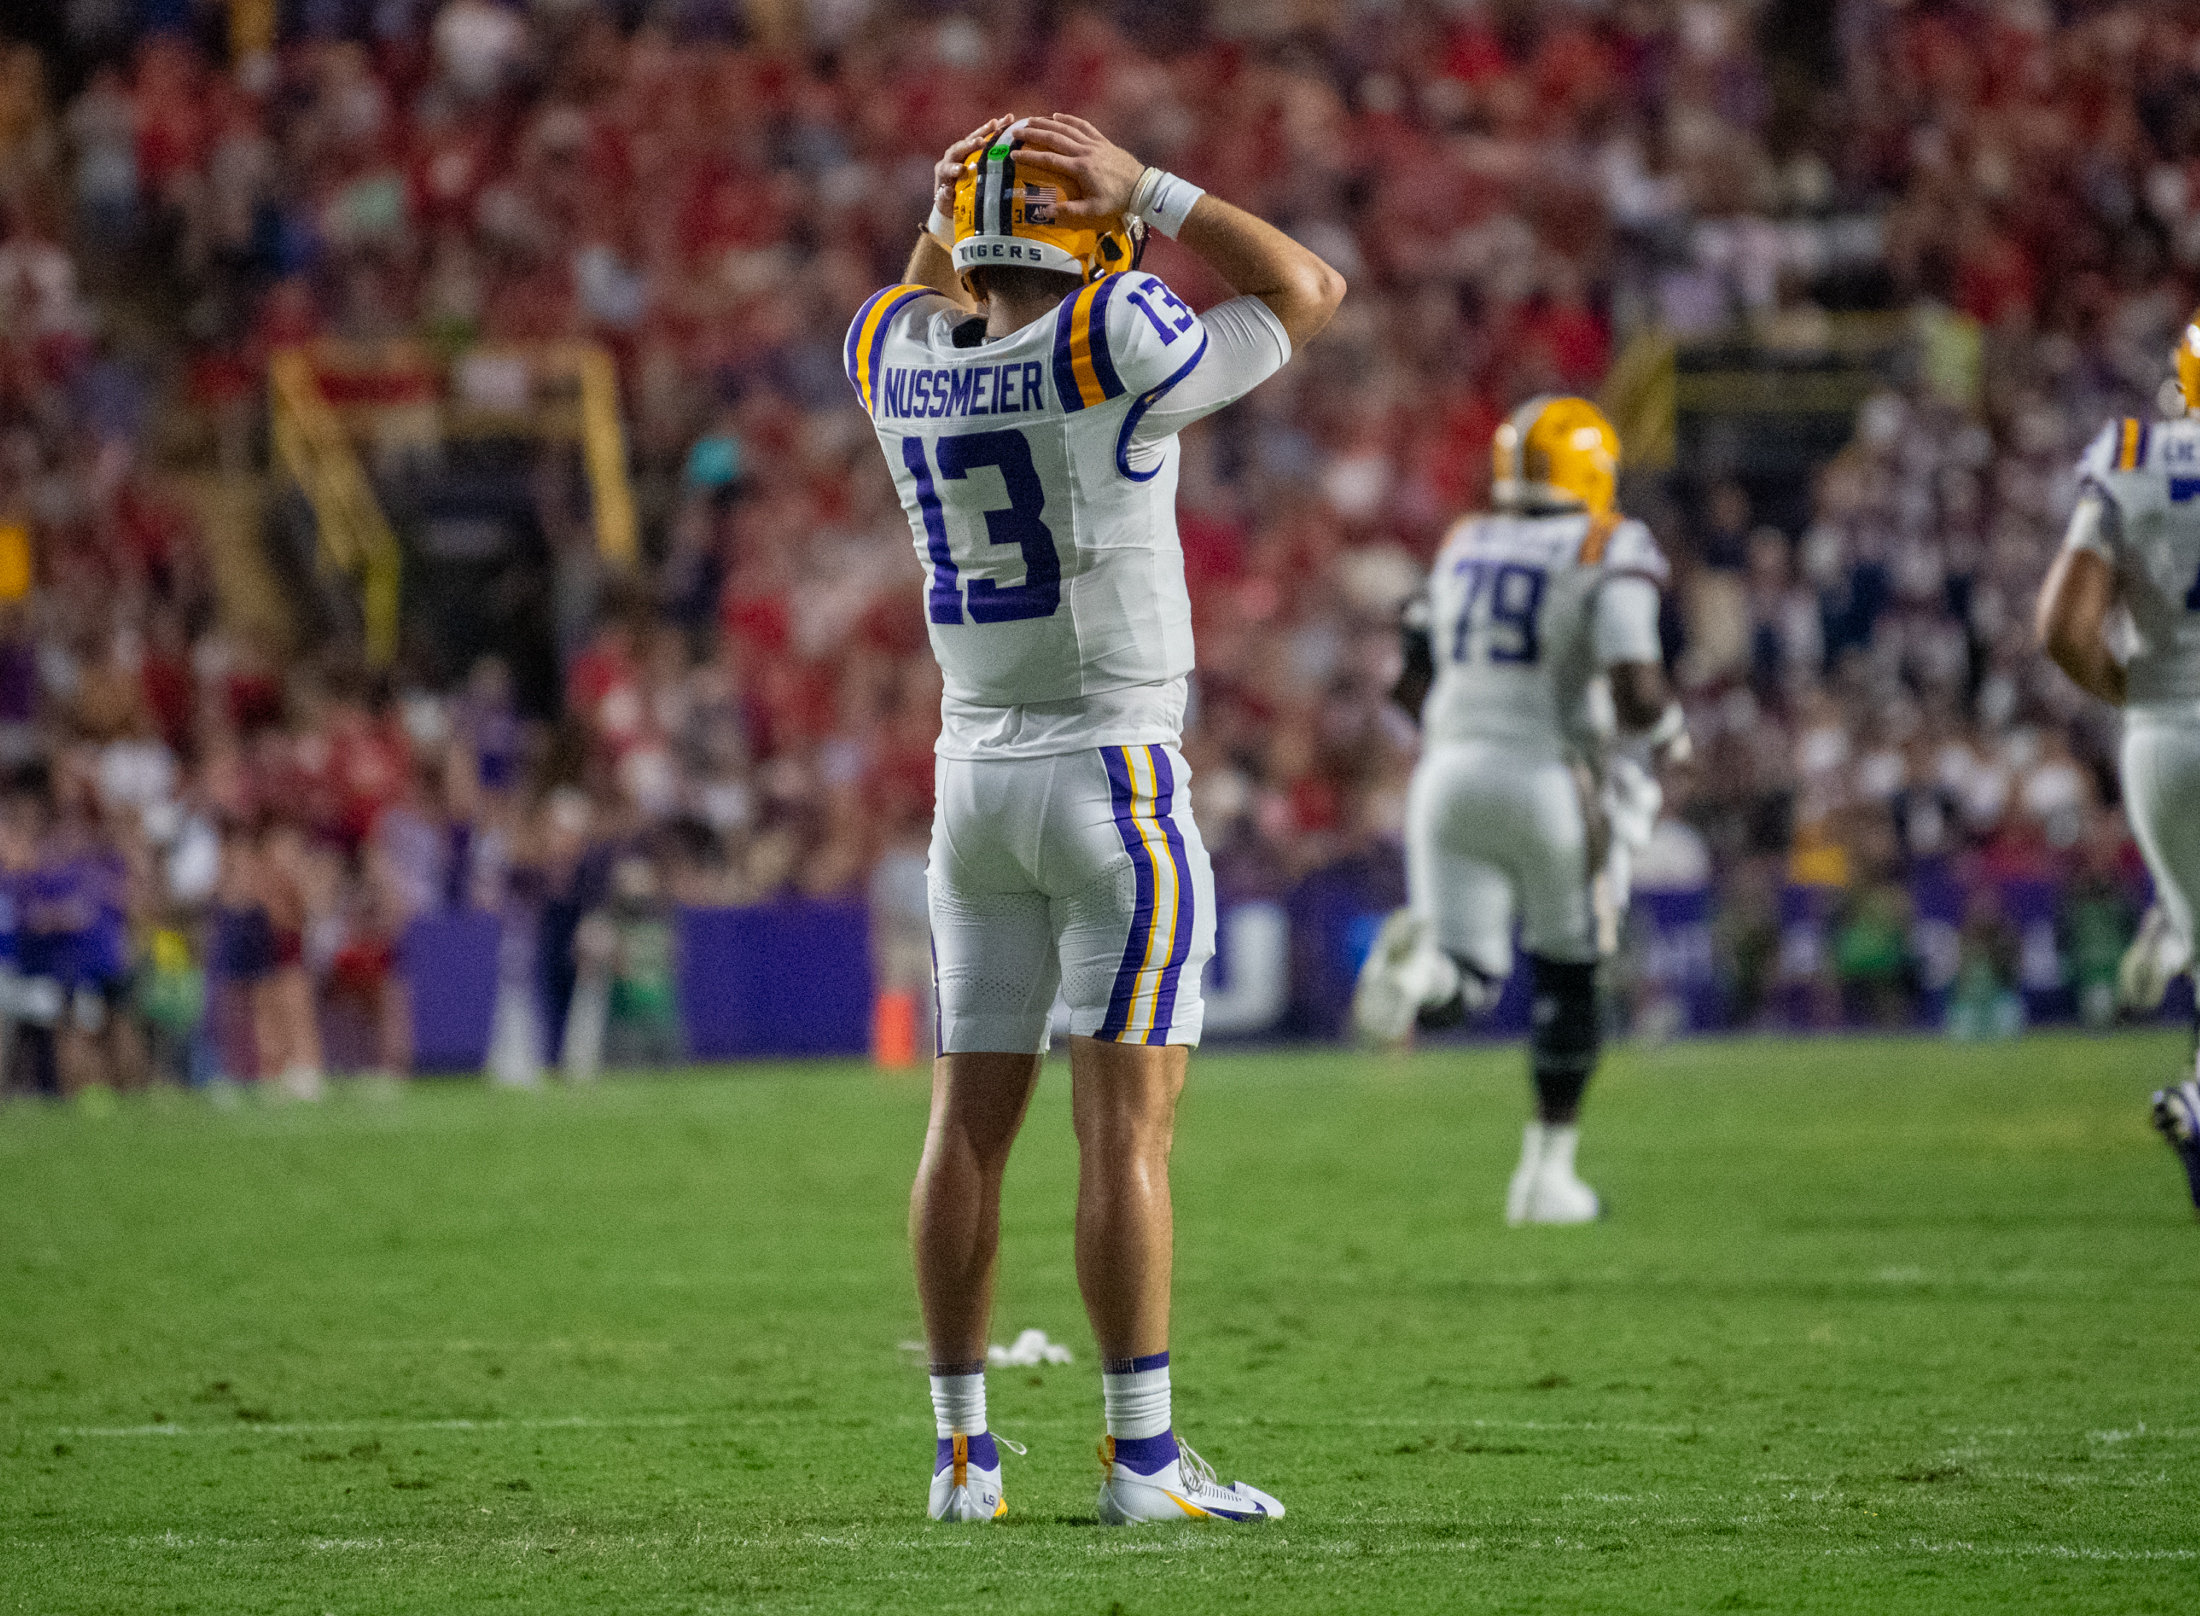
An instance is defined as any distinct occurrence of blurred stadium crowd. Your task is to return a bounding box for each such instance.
[0,0,2189,1093]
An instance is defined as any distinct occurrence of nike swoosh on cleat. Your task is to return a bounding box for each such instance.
[1162,1490,1210,1518]
[992,1496,1007,1518]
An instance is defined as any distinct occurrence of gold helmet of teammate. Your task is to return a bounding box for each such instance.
[1491,396,1621,518]
[2176,308,2200,413]
[952,123,1142,290]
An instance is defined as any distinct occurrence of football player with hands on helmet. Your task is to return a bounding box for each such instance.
[2037,313,2200,1215]
[847,114,1344,1522]
[1352,398,1685,1227]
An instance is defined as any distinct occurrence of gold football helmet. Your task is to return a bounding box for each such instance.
[952,125,1142,290]
[1491,396,1621,517]
[2176,308,2200,413]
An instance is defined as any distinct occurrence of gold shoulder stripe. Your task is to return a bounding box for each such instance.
[1578,512,1621,565]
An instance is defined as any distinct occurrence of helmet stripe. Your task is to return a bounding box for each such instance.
[999,145,1017,238]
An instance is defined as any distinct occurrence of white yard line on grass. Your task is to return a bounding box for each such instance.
[54,1412,2200,1448]
[59,1414,709,1438]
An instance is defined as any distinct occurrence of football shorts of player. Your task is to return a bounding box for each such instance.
[931,742,1217,1055]
[1404,742,1598,984]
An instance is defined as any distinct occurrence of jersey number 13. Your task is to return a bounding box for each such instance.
[902,429,1061,624]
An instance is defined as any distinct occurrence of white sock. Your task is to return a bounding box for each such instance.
[1101,1352,1172,1439]
[928,1369,986,1437]
[1541,1124,1580,1178]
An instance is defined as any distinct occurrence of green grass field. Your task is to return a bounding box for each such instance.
[4,1033,2198,1614]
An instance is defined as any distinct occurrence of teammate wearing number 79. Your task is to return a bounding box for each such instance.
[1352,399,1686,1224]
[845,114,1343,1523]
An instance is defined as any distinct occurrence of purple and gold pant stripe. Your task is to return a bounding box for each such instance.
[1099,745,1195,1044]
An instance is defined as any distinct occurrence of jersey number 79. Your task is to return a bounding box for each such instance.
[1449,558,1545,665]
[902,429,1062,624]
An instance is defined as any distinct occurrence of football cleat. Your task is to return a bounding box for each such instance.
[2117,905,2191,1014]
[1352,909,1459,1046]
[1505,1121,1545,1225]
[2150,1079,2200,1214]
[927,1431,1018,1522]
[1508,1122,1602,1226]
[1095,1433,1282,1524]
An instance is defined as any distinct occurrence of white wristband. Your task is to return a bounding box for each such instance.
[1129,167,1204,239]
[925,203,954,244]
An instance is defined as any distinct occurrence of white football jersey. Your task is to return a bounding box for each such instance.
[846,274,1288,757]
[1419,509,1668,755]
[2071,415,2200,709]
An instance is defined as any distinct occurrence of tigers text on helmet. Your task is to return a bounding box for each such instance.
[952,123,1143,291]
[1491,396,1621,518]
[2176,309,2200,413]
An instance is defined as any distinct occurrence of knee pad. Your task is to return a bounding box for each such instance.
[1528,954,1599,1076]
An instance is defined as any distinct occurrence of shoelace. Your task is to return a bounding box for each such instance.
[1173,1440,1226,1498]
[1095,1434,1232,1498]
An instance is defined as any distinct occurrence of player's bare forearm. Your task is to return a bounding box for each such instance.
[904,115,1009,309]
[1174,195,1346,348]
[1608,661,1671,733]
[903,231,972,308]
[2036,546,2127,707]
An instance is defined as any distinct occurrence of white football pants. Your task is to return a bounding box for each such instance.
[930,743,1216,1055]
[1406,739,1598,979]
[2123,712,2200,958]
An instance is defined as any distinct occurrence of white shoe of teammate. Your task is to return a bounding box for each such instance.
[2118,904,2191,1014]
[927,1431,1015,1522]
[1095,1434,1283,1524]
[1352,910,1459,1046]
[1506,1122,1601,1226]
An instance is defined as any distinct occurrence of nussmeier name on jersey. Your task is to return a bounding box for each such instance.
[1419,509,1668,756]
[846,273,1289,758]
[2071,415,2200,710]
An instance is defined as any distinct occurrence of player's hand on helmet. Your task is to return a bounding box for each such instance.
[934,116,1011,222]
[1011,114,1145,222]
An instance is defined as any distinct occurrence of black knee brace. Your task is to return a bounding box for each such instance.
[1528,953,1599,1124]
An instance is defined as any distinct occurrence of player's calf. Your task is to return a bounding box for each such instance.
[1509,954,1603,1226]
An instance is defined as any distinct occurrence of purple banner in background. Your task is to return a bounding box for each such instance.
[677,902,873,1060]
[403,910,501,1069]
[403,902,872,1071]
[397,862,2182,1068]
